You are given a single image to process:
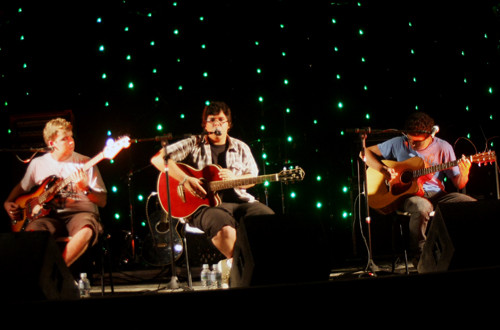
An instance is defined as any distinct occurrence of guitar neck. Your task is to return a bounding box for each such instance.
[413,159,458,178]
[209,173,279,192]
[38,152,105,204]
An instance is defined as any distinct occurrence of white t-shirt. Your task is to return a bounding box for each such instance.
[20,152,107,214]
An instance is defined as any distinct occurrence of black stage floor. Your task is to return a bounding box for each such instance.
[6,259,500,324]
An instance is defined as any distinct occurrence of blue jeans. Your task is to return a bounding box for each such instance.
[403,191,476,258]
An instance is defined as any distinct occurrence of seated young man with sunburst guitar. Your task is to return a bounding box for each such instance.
[4,118,128,268]
[151,101,281,284]
[362,112,479,267]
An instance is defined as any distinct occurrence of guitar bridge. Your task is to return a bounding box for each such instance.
[177,185,186,203]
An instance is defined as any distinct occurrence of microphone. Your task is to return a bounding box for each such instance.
[430,125,439,137]
[33,146,53,152]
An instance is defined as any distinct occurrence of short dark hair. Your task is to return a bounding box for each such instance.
[404,112,434,135]
[201,101,232,127]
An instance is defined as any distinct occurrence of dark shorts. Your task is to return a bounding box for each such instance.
[189,201,275,239]
[25,211,103,246]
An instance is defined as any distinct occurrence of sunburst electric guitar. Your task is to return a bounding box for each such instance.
[367,151,496,215]
[11,136,131,232]
[157,163,305,218]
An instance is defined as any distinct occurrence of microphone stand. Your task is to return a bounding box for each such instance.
[357,130,379,275]
[347,127,394,276]
[161,139,180,290]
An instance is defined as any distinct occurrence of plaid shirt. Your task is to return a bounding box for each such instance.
[166,135,259,202]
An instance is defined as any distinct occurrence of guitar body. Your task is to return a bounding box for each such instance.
[12,176,60,232]
[157,163,222,219]
[142,210,184,266]
[367,157,425,215]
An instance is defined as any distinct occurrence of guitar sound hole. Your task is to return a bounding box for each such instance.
[400,171,412,184]
[155,221,170,234]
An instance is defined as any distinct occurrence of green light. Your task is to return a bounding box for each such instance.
[342,211,349,219]
[260,125,266,131]
[107,130,112,136]
[332,18,337,24]
[290,192,296,198]
[255,41,260,46]
[337,101,344,109]
[23,63,27,69]
[157,124,163,131]
[256,68,262,74]
[258,96,264,103]
[178,85,183,90]
[99,45,105,52]
[365,113,370,120]
[124,26,129,32]
[114,213,120,220]
[199,16,204,21]
[111,186,118,193]
[105,101,110,107]
[283,79,289,85]
[201,44,206,49]
[264,181,270,187]
[336,74,341,80]
[137,194,144,201]
[155,97,159,102]
[180,113,185,119]
[128,82,134,89]
[281,51,287,57]
[153,68,157,74]
[101,73,107,79]
[262,153,267,159]
[141,221,146,227]
[313,119,318,124]
[489,87,493,94]
[173,29,180,35]
[126,54,132,61]
[202,72,208,78]
[316,175,322,182]
[287,136,293,142]
[316,202,323,209]
[342,186,349,193]
[358,29,364,35]
[150,41,155,46]
[286,107,291,113]
[97,17,102,23]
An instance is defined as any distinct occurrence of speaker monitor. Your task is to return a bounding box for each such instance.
[0,231,79,301]
[418,200,500,273]
[230,214,331,287]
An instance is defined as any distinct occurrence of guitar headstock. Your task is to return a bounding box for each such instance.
[278,166,305,183]
[103,136,131,160]
[471,151,496,166]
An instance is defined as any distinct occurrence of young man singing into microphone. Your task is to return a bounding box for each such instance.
[151,101,274,283]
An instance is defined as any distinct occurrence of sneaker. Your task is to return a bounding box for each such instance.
[218,258,232,289]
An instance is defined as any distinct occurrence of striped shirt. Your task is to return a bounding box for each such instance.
[166,135,259,202]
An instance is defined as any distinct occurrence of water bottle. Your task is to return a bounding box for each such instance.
[78,273,91,298]
[200,264,211,288]
[211,263,222,289]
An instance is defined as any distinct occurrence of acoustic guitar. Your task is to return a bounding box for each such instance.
[157,163,305,218]
[366,151,496,215]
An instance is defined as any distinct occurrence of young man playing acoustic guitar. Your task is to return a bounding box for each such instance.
[362,112,475,267]
[4,118,107,267]
[151,101,274,283]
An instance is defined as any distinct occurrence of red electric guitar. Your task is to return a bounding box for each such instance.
[11,136,131,232]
